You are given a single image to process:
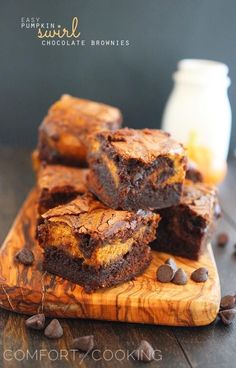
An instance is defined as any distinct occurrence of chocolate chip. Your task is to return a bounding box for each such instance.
[25,314,45,330]
[191,267,208,282]
[219,309,236,326]
[156,264,175,283]
[44,319,63,339]
[71,335,95,352]
[217,233,229,246]
[134,340,155,362]
[172,268,188,285]
[15,248,34,266]
[220,295,236,310]
[165,258,178,273]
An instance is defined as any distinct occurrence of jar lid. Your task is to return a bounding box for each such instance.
[173,59,231,87]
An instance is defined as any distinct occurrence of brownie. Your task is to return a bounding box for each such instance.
[37,164,88,214]
[87,128,187,211]
[152,182,220,260]
[38,95,122,167]
[37,193,160,291]
[32,149,41,172]
[186,159,203,183]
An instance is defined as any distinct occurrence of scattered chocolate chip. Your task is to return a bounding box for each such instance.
[165,258,178,273]
[220,295,236,310]
[217,233,229,246]
[15,248,34,266]
[156,264,175,283]
[191,267,208,282]
[25,314,45,330]
[71,335,95,352]
[44,319,63,339]
[172,268,188,285]
[134,340,155,362]
[219,309,236,326]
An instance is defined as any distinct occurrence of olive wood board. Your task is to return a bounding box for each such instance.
[0,189,221,326]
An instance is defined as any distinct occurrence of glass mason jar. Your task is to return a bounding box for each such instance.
[162,59,232,184]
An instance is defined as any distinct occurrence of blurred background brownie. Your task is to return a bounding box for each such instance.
[37,193,160,292]
[38,95,123,167]
[37,164,88,214]
[87,128,187,211]
[186,159,203,183]
[152,182,220,260]
[32,149,41,172]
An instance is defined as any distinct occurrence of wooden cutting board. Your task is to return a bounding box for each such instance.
[0,189,221,326]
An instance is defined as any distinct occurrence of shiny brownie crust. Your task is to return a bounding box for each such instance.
[37,193,160,248]
[152,182,220,260]
[88,128,187,211]
[43,243,152,292]
[37,165,88,214]
[38,95,122,167]
[37,193,159,290]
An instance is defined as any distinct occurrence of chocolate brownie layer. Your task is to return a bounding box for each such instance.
[38,95,122,167]
[38,193,160,290]
[37,164,88,214]
[43,243,152,292]
[186,160,203,183]
[152,182,220,260]
[87,128,187,211]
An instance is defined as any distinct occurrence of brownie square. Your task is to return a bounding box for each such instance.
[37,193,160,292]
[37,164,88,214]
[87,128,187,211]
[152,182,220,260]
[38,95,122,167]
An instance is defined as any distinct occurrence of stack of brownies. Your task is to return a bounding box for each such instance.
[34,94,220,292]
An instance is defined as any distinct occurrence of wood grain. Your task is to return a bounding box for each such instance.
[1,148,236,368]
[0,188,221,327]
